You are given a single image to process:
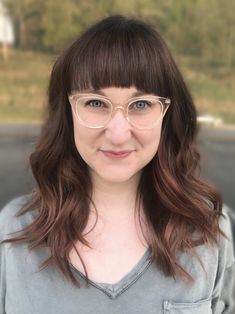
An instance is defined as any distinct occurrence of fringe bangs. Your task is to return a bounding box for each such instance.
[66,21,166,96]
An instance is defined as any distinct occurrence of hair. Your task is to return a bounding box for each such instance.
[1,15,226,288]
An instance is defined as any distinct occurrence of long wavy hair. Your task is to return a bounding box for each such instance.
[1,15,225,288]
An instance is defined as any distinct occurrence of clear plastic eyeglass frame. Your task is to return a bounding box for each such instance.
[68,93,171,130]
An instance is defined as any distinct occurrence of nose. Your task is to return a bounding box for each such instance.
[104,108,132,144]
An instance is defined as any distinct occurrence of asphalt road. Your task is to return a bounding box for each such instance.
[0,136,36,208]
[198,129,235,210]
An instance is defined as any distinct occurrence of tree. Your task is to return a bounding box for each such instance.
[3,0,235,66]
[3,0,45,49]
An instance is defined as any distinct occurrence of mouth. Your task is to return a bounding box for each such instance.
[100,150,134,159]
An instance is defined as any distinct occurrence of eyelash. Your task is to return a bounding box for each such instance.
[131,101,152,110]
[85,100,152,109]
[86,100,106,107]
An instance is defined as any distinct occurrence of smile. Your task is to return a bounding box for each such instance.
[100,150,133,159]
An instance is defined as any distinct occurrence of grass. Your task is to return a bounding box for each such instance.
[0,50,235,124]
[177,55,235,124]
[0,50,53,122]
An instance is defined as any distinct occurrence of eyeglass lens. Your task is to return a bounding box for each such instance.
[75,96,164,128]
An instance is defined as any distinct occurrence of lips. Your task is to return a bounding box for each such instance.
[100,150,134,159]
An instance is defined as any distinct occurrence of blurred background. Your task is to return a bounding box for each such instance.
[0,0,235,213]
[0,0,235,301]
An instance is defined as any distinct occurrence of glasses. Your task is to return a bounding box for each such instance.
[68,93,171,130]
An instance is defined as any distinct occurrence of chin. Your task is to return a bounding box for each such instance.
[95,168,141,184]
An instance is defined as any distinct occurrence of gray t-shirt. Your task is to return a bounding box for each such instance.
[1,195,235,314]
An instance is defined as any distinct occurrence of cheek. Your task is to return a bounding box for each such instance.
[142,125,162,154]
[73,123,89,156]
[138,129,162,168]
[145,137,161,162]
[73,123,99,161]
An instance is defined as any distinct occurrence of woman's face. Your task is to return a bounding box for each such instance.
[71,86,164,185]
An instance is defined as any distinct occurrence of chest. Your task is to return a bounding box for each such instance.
[5,241,220,314]
[6,245,216,314]
[68,211,150,284]
[68,239,149,284]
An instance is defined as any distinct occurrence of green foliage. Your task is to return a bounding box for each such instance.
[3,0,44,49]
[165,0,235,66]
[40,0,80,51]
[3,0,235,66]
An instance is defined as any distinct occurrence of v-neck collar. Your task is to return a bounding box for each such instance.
[70,246,153,299]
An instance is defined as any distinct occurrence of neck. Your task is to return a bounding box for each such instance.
[82,170,149,249]
[90,171,141,222]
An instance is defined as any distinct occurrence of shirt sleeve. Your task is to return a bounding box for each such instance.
[0,197,24,314]
[0,212,7,314]
[211,205,235,314]
[0,241,6,314]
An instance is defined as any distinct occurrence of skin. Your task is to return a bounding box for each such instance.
[71,85,164,191]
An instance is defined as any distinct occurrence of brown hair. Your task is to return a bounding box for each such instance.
[1,15,225,287]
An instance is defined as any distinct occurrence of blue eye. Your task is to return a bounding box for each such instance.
[133,100,150,110]
[87,100,104,108]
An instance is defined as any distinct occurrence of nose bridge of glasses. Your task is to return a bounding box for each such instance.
[110,104,129,124]
[115,105,125,112]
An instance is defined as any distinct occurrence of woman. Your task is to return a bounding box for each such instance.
[0,15,234,314]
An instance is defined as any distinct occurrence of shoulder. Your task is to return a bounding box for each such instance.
[218,204,235,267]
[0,194,38,240]
[220,204,233,235]
[187,203,234,272]
[210,204,235,312]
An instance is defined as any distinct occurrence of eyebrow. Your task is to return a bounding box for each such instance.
[81,89,148,97]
